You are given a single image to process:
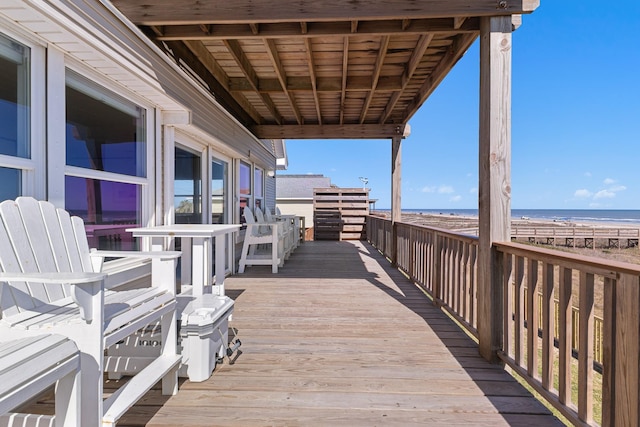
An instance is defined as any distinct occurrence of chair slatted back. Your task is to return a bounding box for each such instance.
[253,207,271,234]
[243,207,260,237]
[0,198,93,317]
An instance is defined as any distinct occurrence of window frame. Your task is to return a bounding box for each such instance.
[56,59,156,227]
[173,135,207,225]
[0,28,46,200]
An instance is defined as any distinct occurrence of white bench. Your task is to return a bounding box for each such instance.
[0,334,80,427]
[0,197,181,426]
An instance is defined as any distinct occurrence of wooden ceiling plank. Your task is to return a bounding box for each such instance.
[359,35,390,124]
[380,32,434,124]
[252,123,408,139]
[403,32,477,121]
[340,37,349,125]
[113,0,539,25]
[224,39,284,124]
[265,38,303,124]
[151,18,479,40]
[304,38,322,125]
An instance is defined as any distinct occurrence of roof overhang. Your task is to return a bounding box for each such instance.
[111,0,539,140]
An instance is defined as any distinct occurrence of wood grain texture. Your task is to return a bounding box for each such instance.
[114,240,558,426]
[106,2,541,139]
[477,15,512,362]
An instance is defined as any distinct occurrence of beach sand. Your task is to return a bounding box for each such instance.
[373,211,640,265]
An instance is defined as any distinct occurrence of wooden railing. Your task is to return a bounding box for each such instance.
[368,215,479,335]
[367,215,640,426]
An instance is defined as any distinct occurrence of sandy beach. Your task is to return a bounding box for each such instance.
[372,211,640,265]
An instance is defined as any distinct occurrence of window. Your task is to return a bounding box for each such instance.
[254,167,264,211]
[66,71,146,177]
[65,70,147,250]
[0,167,21,200]
[174,146,202,224]
[211,157,228,224]
[239,161,251,223]
[0,32,30,201]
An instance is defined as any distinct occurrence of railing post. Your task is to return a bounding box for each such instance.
[432,232,442,305]
[603,273,640,426]
[390,135,402,266]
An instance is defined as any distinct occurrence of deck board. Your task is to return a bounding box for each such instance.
[119,240,562,426]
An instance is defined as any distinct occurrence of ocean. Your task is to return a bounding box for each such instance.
[394,209,640,226]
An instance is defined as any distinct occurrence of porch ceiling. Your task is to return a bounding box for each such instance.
[112,0,539,139]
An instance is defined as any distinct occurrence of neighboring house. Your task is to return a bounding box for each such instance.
[276,174,333,230]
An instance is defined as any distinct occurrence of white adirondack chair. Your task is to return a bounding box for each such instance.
[238,207,283,274]
[255,207,292,259]
[264,208,295,254]
[0,197,181,427]
[0,334,80,427]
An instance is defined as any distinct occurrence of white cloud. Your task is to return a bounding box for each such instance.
[604,178,616,185]
[469,187,478,194]
[574,189,592,198]
[438,185,455,194]
[450,195,462,202]
[594,190,615,199]
[421,186,436,193]
[609,185,627,192]
[584,172,592,177]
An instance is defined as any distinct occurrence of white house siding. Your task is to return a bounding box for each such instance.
[1,0,282,274]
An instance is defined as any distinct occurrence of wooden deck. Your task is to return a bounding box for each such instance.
[111,240,561,426]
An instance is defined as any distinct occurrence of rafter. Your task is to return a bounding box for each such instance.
[379,33,434,124]
[252,124,408,140]
[265,38,303,125]
[339,37,349,125]
[359,36,390,124]
[223,39,283,124]
[304,38,322,125]
[150,18,479,41]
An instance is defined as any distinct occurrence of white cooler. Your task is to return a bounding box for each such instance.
[106,293,234,382]
[180,294,234,382]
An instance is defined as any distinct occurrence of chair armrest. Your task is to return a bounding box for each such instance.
[90,250,181,261]
[0,272,105,322]
[0,271,106,284]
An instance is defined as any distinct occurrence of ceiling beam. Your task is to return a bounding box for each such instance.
[223,39,283,124]
[149,18,479,41]
[252,124,409,139]
[380,33,434,124]
[265,38,303,125]
[359,36,390,124]
[112,0,539,25]
[403,32,478,121]
[304,38,322,125]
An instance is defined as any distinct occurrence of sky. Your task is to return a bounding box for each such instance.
[282,1,640,210]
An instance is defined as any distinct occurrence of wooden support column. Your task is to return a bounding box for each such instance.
[391,135,402,265]
[478,15,512,363]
